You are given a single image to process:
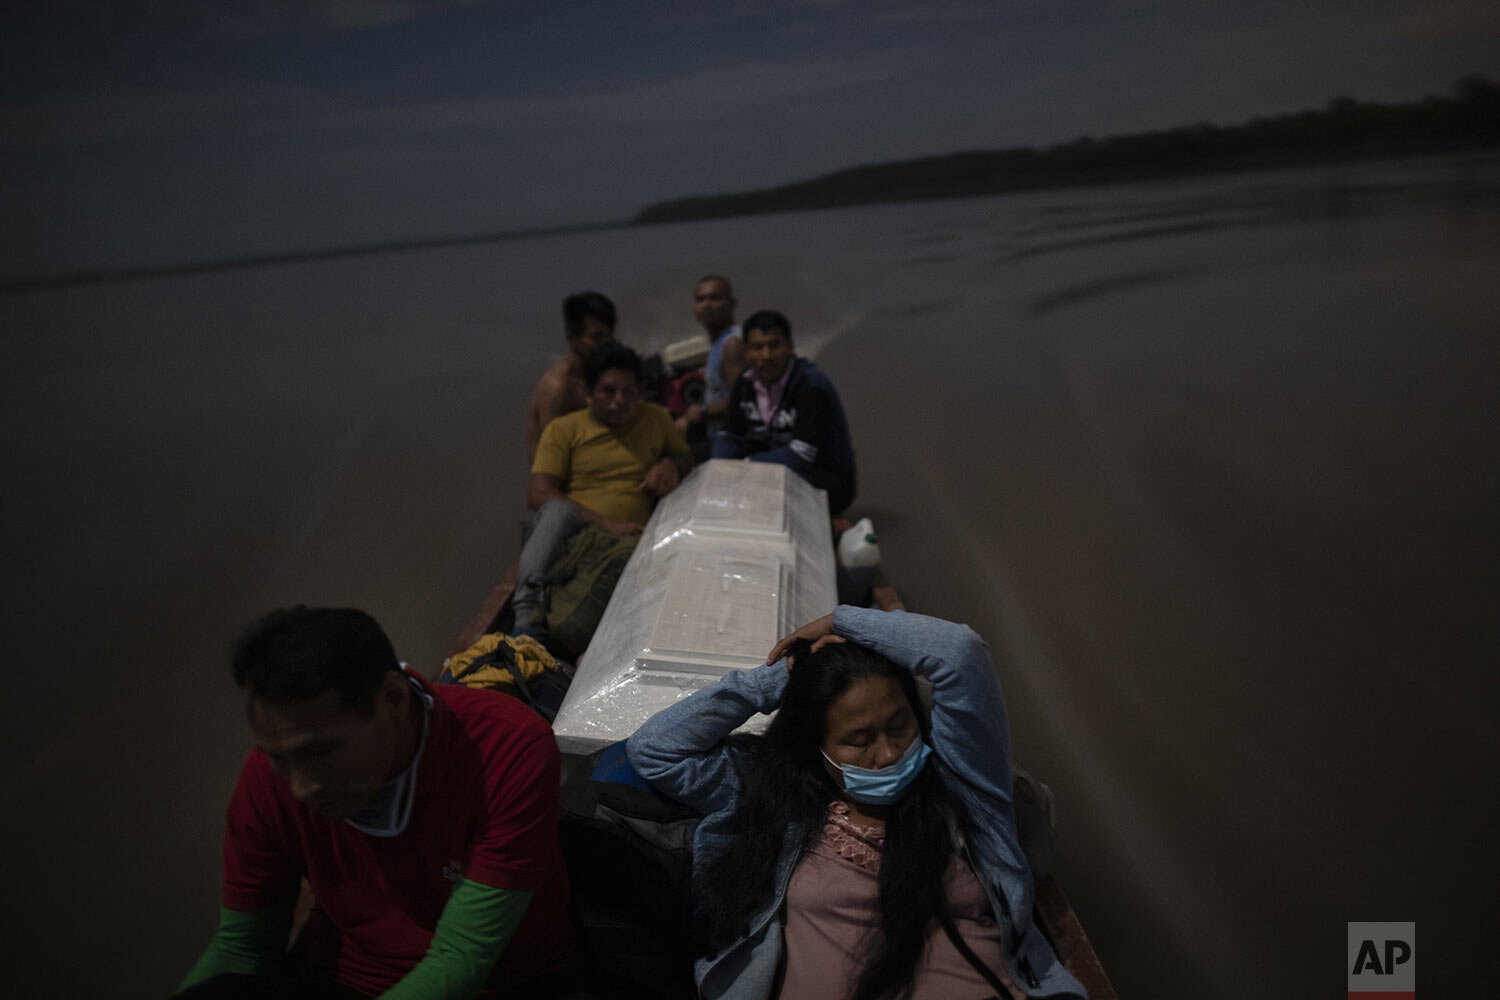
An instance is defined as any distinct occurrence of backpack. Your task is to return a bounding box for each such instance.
[559,741,700,1000]
[438,631,575,722]
[541,523,639,658]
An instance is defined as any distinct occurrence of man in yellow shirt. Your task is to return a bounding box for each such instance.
[514,342,692,634]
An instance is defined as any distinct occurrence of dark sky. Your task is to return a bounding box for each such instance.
[3,0,1496,277]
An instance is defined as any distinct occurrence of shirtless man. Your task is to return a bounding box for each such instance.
[525,291,616,461]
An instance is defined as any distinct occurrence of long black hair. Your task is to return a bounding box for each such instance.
[694,640,967,1000]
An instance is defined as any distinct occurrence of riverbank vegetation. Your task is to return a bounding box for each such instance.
[635,76,1500,224]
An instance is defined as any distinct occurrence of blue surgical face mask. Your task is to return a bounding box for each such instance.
[820,736,931,805]
[346,667,433,838]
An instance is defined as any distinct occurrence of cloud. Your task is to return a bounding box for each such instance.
[311,52,922,133]
[1,0,490,44]
[1382,0,1500,39]
[1,45,924,153]
[155,0,490,35]
[0,83,319,147]
[302,0,488,30]
[871,0,1062,24]
[617,0,1058,33]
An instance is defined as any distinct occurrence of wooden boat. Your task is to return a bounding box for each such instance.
[441,520,1117,1000]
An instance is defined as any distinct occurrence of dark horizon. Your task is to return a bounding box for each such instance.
[9,2,1496,280]
[636,74,1500,223]
[0,218,631,295]
[7,74,1496,294]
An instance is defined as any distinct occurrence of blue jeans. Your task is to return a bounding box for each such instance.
[512,498,587,631]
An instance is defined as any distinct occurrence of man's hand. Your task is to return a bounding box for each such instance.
[600,518,644,537]
[639,456,680,498]
[674,404,703,436]
[766,613,845,666]
[526,471,568,513]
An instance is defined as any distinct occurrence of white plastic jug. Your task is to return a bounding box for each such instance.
[837,518,881,603]
[839,517,881,568]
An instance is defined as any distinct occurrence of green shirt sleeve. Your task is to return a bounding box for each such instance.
[178,901,294,991]
[379,879,534,1000]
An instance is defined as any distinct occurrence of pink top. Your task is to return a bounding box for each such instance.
[775,800,1020,999]
[754,361,794,426]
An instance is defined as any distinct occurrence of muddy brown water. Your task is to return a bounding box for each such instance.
[3,155,1497,998]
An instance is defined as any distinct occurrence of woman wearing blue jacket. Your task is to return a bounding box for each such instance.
[626,606,1087,1000]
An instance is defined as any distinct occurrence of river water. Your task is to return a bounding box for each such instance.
[4,154,1498,997]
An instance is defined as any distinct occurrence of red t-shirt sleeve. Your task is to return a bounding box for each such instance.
[462,726,561,892]
[220,751,303,912]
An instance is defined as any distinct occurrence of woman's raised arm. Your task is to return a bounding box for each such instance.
[625,660,790,816]
[824,606,1018,817]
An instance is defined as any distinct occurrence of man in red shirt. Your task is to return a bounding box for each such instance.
[176,607,573,999]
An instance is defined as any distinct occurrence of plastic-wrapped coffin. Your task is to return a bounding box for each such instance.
[550,459,836,756]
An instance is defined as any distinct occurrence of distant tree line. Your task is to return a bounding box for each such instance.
[634,75,1500,224]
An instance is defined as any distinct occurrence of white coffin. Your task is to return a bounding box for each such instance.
[550,459,835,756]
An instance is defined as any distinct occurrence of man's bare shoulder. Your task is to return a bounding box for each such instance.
[531,358,572,403]
[526,360,576,460]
